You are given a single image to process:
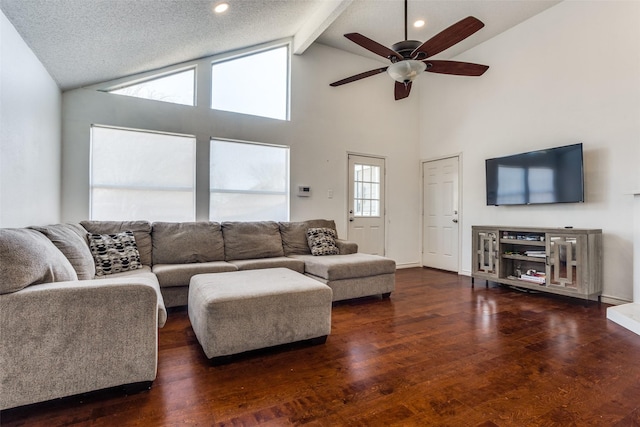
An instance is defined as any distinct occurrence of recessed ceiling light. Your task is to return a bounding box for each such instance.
[214,2,229,14]
[413,19,425,28]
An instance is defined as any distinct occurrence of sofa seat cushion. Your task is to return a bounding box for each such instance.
[152,222,225,264]
[0,229,78,294]
[96,265,153,278]
[228,257,305,273]
[81,221,153,266]
[29,223,96,280]
[152,262,238,288]
[290,253,396,281]
[222,221,284,260]
[279,219,337,256]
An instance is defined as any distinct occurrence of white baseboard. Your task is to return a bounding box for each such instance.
[396,262,421,269]
[458,270,472,277]
[601,295,632,305]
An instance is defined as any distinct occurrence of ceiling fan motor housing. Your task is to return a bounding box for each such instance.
[391,40,423,60]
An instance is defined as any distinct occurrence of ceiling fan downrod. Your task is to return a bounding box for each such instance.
[404,0,408,41]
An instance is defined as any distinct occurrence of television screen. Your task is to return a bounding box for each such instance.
[486,143,584,206]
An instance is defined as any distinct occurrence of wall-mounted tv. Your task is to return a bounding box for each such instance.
[486,143,584,206]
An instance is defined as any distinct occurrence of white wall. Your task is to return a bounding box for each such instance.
[61,43,421,266]
[418,1,640,302]
[0,10,62,227]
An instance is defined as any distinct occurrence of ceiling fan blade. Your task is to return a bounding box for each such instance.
[344,33,404,62]
[330,67,388,87]
[394,81,412,100]
[411,16,484,59]
[425,60,489,76]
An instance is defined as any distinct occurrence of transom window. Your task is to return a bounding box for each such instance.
[209,139,289,221]
[90,126,196,221]
[211,46,289,120]
[107,68,195,106]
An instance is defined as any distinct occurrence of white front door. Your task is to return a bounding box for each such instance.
[422,156,459,271]
[348,154,385,255]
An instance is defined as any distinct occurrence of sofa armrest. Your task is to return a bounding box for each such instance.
[0,279,162,410]
[335,239,358,255]
[95,270,167,327]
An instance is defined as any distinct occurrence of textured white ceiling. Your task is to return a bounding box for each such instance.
[0,0,561,91]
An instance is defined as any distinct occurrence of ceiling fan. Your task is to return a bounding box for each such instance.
[330,0,489,100]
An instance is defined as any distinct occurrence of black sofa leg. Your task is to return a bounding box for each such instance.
[122,381,153,395]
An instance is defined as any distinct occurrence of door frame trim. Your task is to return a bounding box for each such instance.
[420,153,463,273]
[347,152,387,256]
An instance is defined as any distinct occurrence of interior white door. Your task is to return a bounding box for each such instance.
[422,156,459,271]
[348,154,385,255]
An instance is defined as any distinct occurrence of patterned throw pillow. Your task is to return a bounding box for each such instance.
[306,227,340,256]
[88,231,142,276]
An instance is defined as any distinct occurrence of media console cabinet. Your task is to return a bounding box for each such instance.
[471,226,602,301]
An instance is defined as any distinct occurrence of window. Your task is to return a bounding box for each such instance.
[353,163,381,217]
[210,139,289,221]
[107,68,195,106]
[90,126,196,221]
[211,46,288,120]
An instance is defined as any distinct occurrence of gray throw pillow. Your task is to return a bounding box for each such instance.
[29,223,96,280]
[0,228,78,294]
[307,227,339,256]
[88,231,142,276]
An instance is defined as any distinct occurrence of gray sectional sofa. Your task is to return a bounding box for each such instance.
[0,219,395,410]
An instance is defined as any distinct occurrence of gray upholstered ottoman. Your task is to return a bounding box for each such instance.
[188,268,332,361]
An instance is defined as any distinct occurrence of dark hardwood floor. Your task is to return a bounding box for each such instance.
[3,268,640,426]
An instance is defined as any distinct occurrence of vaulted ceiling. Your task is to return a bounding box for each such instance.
[0,0,560,91]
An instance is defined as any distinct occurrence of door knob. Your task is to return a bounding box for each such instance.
[452,219,458,223]
[349,217,354,222]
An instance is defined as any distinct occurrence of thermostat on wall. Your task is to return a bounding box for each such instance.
[297,186,311,197]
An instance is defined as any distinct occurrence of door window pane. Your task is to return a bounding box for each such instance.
[353,163,381,217]
[91,126,196,221]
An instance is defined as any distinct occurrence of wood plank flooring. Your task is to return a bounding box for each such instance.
[3,268,640,426]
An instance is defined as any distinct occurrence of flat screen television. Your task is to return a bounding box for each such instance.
[486,143,584,206]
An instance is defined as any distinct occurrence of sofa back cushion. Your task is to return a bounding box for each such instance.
[152,222,225,264]
[81,220,152,266]
[222,221,284,260]
[29,223,95,280]
[0,228,78,294]
[279,219,337,256]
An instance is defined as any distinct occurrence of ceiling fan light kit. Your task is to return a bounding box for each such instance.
[387,60,426,83]
[330,0,490,100]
